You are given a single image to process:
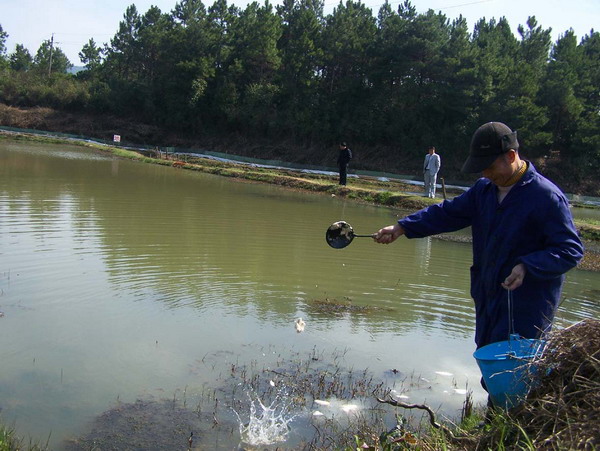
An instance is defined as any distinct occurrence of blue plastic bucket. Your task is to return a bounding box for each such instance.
[473,334,546,409]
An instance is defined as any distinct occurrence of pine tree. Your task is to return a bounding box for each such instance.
[33,39,72,74]
[9,44,33,72]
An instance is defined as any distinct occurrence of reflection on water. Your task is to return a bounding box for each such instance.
[0,140,598,449]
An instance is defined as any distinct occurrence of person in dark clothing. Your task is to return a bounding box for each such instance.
[373,122,583,350]
[337,142,352,185]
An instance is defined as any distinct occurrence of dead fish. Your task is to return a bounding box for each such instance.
[435,371,453,377]
[295,318,305,333]
[340,404,359,413]
[314,399,330,406]
[391,390,409,400]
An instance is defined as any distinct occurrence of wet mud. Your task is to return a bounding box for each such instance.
[63,399,207,451]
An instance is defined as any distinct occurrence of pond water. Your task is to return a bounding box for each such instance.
[0,140,598,449]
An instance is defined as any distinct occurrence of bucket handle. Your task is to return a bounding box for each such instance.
[507,288,515,338]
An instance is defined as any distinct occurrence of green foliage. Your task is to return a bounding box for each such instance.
[0,421,47,451]
[0,2,598,172]
[0,24,7,65]
[173,0,207,25]
[0,24,7,53]
[32,39,72,75]
[577,222,600,242]
[0,24,8,71]
[230,1,282,84]
[0,71,89,109]
[9,44,33,72]
[79,38,103,72]
[319,0,377,142]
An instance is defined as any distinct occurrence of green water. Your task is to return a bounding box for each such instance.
[0,140,598,449]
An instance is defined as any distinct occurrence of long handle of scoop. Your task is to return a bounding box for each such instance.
[353,233,377,238]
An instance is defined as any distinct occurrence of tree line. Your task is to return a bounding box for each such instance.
[0,0,598,177]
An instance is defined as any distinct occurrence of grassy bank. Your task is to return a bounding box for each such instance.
[0,424,46,451]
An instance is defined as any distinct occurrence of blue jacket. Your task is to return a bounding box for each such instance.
[398,163,584,348]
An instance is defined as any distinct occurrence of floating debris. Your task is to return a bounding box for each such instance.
[308,297,394,315]
[434,234,472,244]
[385,368,403,377]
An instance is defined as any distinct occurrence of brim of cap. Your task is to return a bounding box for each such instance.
[461,153,500,173]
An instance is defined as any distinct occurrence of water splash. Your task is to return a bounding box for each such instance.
[235,389,298,446]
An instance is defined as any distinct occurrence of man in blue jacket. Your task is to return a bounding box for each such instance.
[374,122,583,349]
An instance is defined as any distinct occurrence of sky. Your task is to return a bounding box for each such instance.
[2,0,599,65]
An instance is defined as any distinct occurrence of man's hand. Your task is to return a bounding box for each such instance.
[374,223,405,244]
[502,263,527,290]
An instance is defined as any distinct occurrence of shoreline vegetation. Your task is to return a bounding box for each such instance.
[2,129,600,272]
[1,131,599,449]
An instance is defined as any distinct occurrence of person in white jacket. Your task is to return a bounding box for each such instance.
[423,146,441,198]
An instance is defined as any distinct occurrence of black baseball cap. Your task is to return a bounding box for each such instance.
[461,122,519,173]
